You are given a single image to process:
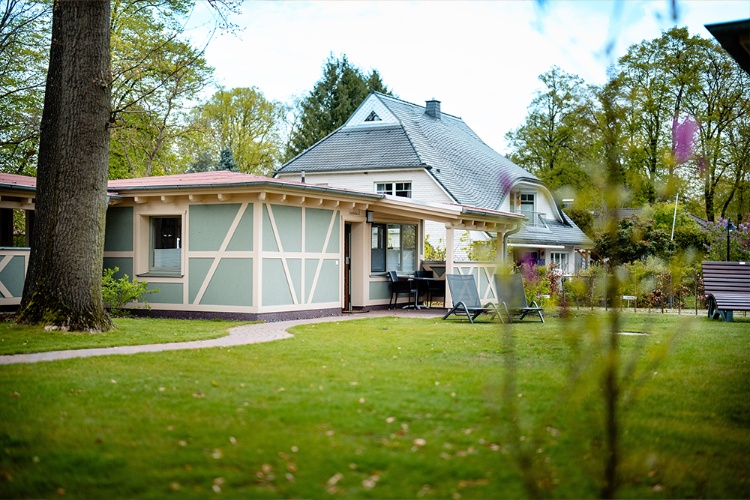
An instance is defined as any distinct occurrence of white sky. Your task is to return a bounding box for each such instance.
[186,0,750,154]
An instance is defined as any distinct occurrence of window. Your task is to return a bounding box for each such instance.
[151,216,182,273]
[376,182,412,198]
[550,252,568,274]
[519,193,535,219]
[371,223,417,273]
[365,111,381,122]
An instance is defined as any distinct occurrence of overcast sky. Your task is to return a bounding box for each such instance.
[186,0,749,154]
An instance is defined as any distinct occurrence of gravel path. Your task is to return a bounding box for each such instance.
[0,308,444,365]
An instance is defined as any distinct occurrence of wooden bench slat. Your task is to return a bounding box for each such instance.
[702,262,750,318]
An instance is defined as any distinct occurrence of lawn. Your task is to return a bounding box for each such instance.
[0,317,245,355]
[0,311,748,499]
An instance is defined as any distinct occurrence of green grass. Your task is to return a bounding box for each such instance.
[0,311,748,498]
[0,317,247,355]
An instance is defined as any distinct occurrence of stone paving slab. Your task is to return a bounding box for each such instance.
[0,308,445,365]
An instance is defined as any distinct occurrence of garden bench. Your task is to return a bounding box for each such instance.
[702,261,750,322]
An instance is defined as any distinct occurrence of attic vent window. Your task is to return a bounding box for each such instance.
[365,111,381,122]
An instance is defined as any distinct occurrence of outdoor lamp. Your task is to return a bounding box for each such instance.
[727,218,736,261]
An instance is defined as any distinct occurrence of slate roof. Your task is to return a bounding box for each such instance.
[510,212,594,248]
[276,92,542,211]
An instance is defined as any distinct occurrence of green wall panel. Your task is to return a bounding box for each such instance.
[104,206,133,252]
[369,280,391,301]
[268,204,302,252]
[188,258,212,303]
[263,258,302,306]
[103,257,133,280]
[326,214,340,253]
[146,282,183,304]
[305,208,333,253]
[189,204,241,252]
[310,259,339,303]
[227,204,254,252]
[200,259,252,306]
[0,255,26,297]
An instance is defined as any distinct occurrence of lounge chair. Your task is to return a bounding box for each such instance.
[442,274,502,323]
[494,274,544,323]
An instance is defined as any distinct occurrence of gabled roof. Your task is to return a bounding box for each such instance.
[275,92,541,211]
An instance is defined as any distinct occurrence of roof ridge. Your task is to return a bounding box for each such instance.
[370,91,464,121]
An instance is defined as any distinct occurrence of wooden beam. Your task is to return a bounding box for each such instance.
[217,193,231,202]
[134,196,148,204]
[189,194,203,202]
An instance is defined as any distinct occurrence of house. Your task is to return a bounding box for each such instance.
[0,171,521,320]
[274,92,593,274]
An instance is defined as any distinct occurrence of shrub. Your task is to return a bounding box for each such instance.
[102,267,156,316]
[704,217,750,262]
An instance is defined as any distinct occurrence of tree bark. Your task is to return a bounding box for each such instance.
[17,0,112,332]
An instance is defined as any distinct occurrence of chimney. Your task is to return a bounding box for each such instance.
[425,98,441,119]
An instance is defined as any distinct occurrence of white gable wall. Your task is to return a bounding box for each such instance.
[500,182,559,223]
[344,95,399,127]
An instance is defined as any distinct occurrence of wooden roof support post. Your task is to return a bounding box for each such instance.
[445,223,455,307]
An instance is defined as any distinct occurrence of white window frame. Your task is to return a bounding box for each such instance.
[550,252,568,274]
[149,215,183,275]
[371,223,417,273]
[375,182,412,198]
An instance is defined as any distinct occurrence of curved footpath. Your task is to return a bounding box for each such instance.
[0,308,444,365]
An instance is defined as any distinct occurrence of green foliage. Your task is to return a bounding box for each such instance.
[0,2,49,175]
[423,236,446,261]
[704,217,750,262]
[186,87,286,176]
[594,214,674,266]
[101,267,156,316]
[564,207,594,237]
[507,27,750,220]
[516,263,547,302]
[504,66,597,195]
[284,54,393,161]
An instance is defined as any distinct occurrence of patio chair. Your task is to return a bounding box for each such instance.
[388,271,418,309]
[494,274,544,323]
[442,274,502,323]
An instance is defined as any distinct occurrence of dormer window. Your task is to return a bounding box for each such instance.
[365,111,382,122]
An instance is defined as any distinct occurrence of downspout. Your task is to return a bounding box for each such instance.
[502,221,523,267]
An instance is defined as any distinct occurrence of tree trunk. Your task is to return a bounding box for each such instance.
[17,0,113,332]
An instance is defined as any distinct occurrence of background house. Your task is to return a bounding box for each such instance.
[275,92,593,274]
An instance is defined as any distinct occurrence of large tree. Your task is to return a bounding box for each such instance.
[107,0,221,178]
[16,0,113,331]
[505,66,596,195]
[184,87,286,176]
[284,54,391,161]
